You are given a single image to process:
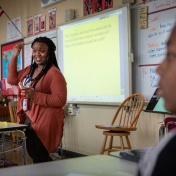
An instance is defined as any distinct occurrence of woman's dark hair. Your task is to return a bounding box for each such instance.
[28,36,59,88]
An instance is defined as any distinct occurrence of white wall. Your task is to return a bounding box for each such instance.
[63,105,165,155]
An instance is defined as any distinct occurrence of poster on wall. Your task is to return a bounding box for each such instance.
[84,0,113,16]
[94,0,103,13]
[84,0,93,16]
[34,14,41,34]
[104,0,113,10]
[1,39,23,79]
[40,15,46,32]
[7,17,22,42]
[26,16,33,36]
[48,8,56,30]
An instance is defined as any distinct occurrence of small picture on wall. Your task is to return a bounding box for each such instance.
[34,14,41,34]
[104,0,113,10]
[94,0,103,13]
[27,17,33,36]
[48,8,56,30]
[83,0,113,16]
[49,13,55,29]
[84,0,93,16]
[40,15,46,32]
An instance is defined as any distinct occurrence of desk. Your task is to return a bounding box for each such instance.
[0,122,28,165]
[0,155,138,176]
[0,122,28,131]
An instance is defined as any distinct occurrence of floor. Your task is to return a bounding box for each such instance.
[0,141,33,167]
[0,139,65,169]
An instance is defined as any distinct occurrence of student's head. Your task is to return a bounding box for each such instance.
[157,25,176,113]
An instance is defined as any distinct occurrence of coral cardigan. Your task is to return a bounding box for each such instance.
[7,56,67,153]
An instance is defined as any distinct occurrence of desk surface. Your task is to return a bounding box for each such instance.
[0,122,28,131]
[0,155,138,176]
[109,148,151,163]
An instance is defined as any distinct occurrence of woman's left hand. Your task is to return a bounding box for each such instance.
[18,82,35,99]
[20,88,35,99]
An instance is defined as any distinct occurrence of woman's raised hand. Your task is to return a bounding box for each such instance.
[13,42,24,57]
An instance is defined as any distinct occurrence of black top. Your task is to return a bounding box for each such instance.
[138,131,176,176]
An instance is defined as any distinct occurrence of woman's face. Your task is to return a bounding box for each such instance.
[157,26,176,113]
[32,42,48,66]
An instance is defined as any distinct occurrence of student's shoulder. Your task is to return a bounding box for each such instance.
[138,131,176,176]
[159,130,176,149]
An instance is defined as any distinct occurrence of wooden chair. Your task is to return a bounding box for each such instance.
[8,101,21,147]
[8,101,18,123]
[95,93,144,154]
[0,106,10,121]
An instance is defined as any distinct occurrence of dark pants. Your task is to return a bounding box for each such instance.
[24,127,52,163]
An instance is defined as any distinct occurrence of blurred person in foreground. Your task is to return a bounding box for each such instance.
[138,25,176,176]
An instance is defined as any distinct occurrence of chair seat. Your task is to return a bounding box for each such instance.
[103,131,130,135]
[95,125,137,131]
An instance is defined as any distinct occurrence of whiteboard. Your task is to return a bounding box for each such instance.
[132,0,176,101]
[23,30,57,67]
[57,6,132,105]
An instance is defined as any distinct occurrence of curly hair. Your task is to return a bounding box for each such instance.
[27,36,60,88]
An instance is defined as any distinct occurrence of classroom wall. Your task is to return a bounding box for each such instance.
[0,0,166,155]
[63,105,164,155]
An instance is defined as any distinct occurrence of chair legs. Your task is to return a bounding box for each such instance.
[120,136,124,150]
[109,136,113,151]
[100,131,132,154]
[100,135,107,154]
[125,136,132,149]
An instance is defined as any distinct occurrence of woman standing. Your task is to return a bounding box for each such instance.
[7,37,67,163]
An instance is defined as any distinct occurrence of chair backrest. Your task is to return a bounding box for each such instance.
[164,117,176,133]
[111,93,144,128]
[0,106,10,121]
[8,101,18,123]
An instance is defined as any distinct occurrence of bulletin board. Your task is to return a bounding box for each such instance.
[131,0,176,101]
